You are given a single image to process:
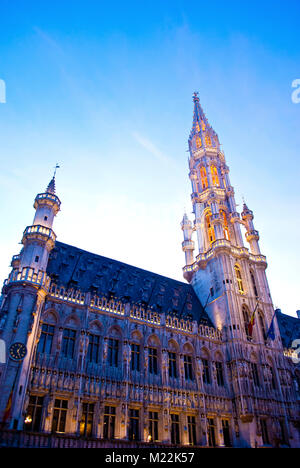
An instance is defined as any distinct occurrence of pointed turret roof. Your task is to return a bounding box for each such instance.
[46,176,56,195]
[189,92,220,150]
[190,92,210,138]
[181,212,191,227]
[45,164,60,195]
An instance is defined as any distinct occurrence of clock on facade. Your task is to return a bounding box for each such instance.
[9,342,27,361]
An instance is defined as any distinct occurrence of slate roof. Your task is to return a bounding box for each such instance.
[276,309,300,348]
[46,241,211,325]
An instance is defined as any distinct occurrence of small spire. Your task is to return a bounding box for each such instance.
[242,197,249,211]
[190,92,208,135]
[46,164,60,194]
[181,211,192,228]
[182,212,189,224]
[46,177,56,194]
[192,91,200,103]
[189,92,220,149]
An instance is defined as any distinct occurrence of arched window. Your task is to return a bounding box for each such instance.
[182,343,195,381]
[258,311,267,343]
[235,265,244,293]
[220,210,230,240]
[205,212,215,245]
[211,165,220,186]
[250,271,259,298]
[147,335,160,375]
[196,136,202,149]
[205,135,212,146]
[242,305,251,340]
[168,340,179,379]
[215,353,225,387]
[200,167,208,189]
[250,361,260,387]
[37,322,55,354]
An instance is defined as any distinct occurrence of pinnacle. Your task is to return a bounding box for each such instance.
[46,176,56,195]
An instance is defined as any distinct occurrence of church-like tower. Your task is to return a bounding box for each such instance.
[182,92,276,345]
[0,175,60,429]
[180,94,298,445]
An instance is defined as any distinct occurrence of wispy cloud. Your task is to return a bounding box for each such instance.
[132,131,179,169]
[33,26,65,56]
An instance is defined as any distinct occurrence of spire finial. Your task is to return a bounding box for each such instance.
[193,91,199,102]
[53,163,60,178]
[242,196,248,210]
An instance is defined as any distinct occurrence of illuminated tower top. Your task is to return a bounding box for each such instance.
[182,93,264,282]
[188,92,221,154]
[180,92,274,338]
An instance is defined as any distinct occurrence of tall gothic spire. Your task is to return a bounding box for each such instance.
[189,92,220,152]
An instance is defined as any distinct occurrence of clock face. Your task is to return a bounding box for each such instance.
[9,342,27,361]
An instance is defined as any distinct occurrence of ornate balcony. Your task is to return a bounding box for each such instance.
[183,242,267,278]
[34,192,61,212]
[3,267,51,291]
[22,224,56,248]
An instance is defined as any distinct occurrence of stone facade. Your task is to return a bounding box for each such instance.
[0,95,299,448]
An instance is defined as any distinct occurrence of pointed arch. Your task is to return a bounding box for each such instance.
[131,329,143,343]
[220,209,230,240]
[205,134,212,147]
[214,351,224,362]
[195,135,202,149]
[168,339,180,353]
[234,264,244,294]
[250,270,259,298]
[200,346,211,360]
[200,166,208,189]
[205,211,215,245]
[64,315,80,329]
[107,325,122,338]
[242,305,251,340]
[89,319,102,334]
[211,165,220,186]
[258,310,267,342]
[147,334,161,348]
[41,308,58,325]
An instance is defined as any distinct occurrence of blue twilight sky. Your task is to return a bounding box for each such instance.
[0,0,299,317]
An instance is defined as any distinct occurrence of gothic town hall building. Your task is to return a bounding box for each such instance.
[0,94,299,448]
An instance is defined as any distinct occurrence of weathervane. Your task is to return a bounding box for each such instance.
[53,163,60,177]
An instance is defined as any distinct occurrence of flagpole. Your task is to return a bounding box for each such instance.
[1,360,21,428]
